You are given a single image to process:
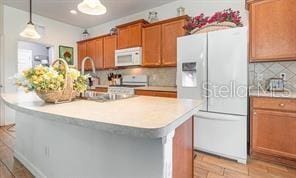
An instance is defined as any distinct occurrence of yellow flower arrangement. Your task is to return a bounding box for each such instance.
[16,64,88,93]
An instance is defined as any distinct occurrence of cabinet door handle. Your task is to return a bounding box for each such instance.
[279,103,285,107]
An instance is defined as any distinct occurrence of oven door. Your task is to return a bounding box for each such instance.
[115,51,135,67]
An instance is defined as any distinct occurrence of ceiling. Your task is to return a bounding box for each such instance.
[3,0,175,28]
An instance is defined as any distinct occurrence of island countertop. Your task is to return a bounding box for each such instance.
[1,92,202,138]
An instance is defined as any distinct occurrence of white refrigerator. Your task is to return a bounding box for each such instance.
[177,27,248,164]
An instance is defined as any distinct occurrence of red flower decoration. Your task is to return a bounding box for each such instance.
[183,8,243,33]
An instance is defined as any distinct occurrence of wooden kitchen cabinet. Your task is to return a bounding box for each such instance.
[117,26,129,49]
[78,38,104,71]
[135,89,177,98]
[77,16,188,69]
[250,97,296,168]
[95,38,104,69]
[117,20,148,49]
[142,25,162,66]
[103,35,117,69]
[95,86,108,93]
[142,16,188,67]
[77,41,87,70]
[86,40,96,60]
[162,20,187,66]
[249,0,296,62]
[85,39,96,70]
[173,117,193,178]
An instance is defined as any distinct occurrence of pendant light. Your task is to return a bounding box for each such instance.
[78,0,107,15]
[20,0,41,39]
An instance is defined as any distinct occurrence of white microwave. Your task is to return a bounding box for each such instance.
[115,47,142,67]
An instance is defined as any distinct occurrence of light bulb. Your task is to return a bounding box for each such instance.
[78,0,107,15]
[20,23,41,39]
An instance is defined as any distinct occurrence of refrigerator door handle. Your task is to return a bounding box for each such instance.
[194,112,240,121]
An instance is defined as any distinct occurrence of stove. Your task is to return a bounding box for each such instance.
[108,75,148,95]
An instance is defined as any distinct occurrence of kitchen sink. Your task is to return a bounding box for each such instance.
[83,91,135,102]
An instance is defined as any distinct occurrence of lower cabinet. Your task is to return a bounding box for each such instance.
[250,97,296,168]
[95,87,108,93]
[173,118,194,178]
[135,90,177,98]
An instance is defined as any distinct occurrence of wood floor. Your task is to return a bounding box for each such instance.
[0,125,33,178]
[194,152,296,178]
[0,125,295,178]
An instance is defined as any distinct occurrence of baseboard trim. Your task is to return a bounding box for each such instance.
[195,148,247,164]
[14,151,47,178]
[251,151,296,169]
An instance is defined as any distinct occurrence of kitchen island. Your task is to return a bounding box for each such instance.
[1,92,203,178]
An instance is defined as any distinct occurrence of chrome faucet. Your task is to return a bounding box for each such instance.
[81,57,100,89]
[81,56,96,76]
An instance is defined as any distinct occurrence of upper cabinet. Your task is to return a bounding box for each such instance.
[248,0,296,62]
[77,41,87,70]
[142,16,188,67]
[85,39,96,70]
[103,35,117,69]
[142,25,162,66]
[77,37,105,71]
[77,16,188,69]
[162,20,187,66]
[95,38,104,69]
[117,20,148,49]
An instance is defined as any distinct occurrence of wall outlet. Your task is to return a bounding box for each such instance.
[256,73,264,81]
[280,73,286,80]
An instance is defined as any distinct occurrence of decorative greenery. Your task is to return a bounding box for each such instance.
[15,64,88,93]
[183,8,243,33]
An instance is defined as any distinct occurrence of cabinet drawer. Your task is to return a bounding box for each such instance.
[135,90,177,98]
[252,97,296,112]
[95,87,108,93]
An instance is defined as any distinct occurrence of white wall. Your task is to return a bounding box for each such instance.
[2,5,83,124]
[89,0,248,36]
[0,0,5,125]
[18,41,49,58]
[0,0,2,35]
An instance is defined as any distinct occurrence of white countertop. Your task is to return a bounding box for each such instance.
[1,92,202,138]
[249,90,296,99]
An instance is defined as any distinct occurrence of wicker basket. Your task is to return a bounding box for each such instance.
[35,58,77,104]
[191,21,237,34]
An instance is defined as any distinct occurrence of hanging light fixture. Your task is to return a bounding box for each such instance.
[20,0,41,39]
[78,0,107,15]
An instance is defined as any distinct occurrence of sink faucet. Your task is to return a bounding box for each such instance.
[81,56,100,89]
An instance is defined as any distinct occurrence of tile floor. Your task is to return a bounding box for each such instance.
[0,125,295,178]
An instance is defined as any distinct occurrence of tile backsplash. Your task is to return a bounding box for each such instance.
[249,61,296,92]
[96,67,177,86]
[95,62,296,90]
